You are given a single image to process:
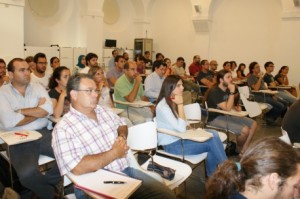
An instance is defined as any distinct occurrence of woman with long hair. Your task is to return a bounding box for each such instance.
[48,66,71,118]
[155,75,227,176]
[275,65,297,97]
[236,63,247,80]
[88,66,114,108]
[205,137,300,199]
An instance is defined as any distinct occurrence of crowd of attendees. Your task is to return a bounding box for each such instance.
[0,50,300,199]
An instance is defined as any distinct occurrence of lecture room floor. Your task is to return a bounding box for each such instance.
[175,117,282,199]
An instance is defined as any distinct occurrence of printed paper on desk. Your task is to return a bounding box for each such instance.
[68,169,142,199]
[0,130,42,145]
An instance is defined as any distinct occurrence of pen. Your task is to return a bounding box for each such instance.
[15,132,28,137]
[103,181,125,184]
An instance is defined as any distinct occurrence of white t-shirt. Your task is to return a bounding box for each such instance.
[30,72,51,90]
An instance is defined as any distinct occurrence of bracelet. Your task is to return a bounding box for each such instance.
[229,92,235,95]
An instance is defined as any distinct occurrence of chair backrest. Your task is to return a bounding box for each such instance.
[238,86,251,99]
[127,121,157,151]
[183,103,201,120]
[280,127,292,145]
[239,94,262,118]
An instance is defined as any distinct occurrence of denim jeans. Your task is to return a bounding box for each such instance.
[253,93,287,121]
[277,90,297,105]
[162,129,227,176]
[9,128,61,199]
[74,167,176,199]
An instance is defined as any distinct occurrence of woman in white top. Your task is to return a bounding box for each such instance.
[88,66,114,108]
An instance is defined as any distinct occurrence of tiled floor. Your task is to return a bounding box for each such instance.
[174,117,282,199]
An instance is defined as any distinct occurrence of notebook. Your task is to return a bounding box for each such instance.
[0,130,42,146]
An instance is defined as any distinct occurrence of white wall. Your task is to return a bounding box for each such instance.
[5,0,299,87]
[0,1,24,62]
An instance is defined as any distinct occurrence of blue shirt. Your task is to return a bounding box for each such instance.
[0,83,53,131]
[156,98,187,145]
[144,72,165,102]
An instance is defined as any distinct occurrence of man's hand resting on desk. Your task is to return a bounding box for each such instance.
[112,137,129,159]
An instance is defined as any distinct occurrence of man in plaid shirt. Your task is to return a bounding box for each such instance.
[52,73,175,199]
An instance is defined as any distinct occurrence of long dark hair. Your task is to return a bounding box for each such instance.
[155,75,182,118]
[205,137,300,199]
[48,66,69,89]
[277,65,288,75]
[236,63,246,77]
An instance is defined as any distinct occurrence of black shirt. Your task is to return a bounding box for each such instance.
[263,73,275,86]
[282,99,300,143]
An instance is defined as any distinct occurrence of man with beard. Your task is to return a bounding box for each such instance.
[189,55,201,77]
[0,58,60,198]
[206,69,257,155]
[31,52,51,89]
[114,61,153,124]
[79,52,98,74]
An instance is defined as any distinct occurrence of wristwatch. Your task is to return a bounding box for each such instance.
[229,92,235,95]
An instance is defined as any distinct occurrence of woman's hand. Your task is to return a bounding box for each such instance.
[171,94,183,105]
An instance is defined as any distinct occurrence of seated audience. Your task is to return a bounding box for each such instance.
[164,58,173,77]
[264,61,297,105]
[144,61,167,102]
[52,74,176,199]
[207,69,257,155]
[0,58,9,87]
[114,61,153,124]
[50,56,60,70]
[48,66,71,119]
[0,58,60,198]
[275,65,297,97]
[123,52,129,62]
[282,99,300,144]
[135,54,146,75]
[31,52,51,89]
[106,55,125,87]
[155,75,227,176]
[189,55,201,77]
[25,56,35,72]
[230,61,237,72]
[88,66,113,108]
[236,63,247,80]
[144,50,152,66]
[223,61,231,71]
[197,59,216,94]
[79,52,98,74]
[152,52,164,71]
[108,49,119,70]
[205,137,300,199]
[209,60,218,74]
[74,55,86,74]
[247,61,287,125]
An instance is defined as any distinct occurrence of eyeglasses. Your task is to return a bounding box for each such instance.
[75,89,101,95]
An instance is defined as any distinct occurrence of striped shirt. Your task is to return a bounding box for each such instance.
[52,105,128,175]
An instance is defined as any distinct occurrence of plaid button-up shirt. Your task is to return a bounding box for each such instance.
[52,105,128,175]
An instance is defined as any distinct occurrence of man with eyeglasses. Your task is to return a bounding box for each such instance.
[114,61,153,124]
[0,58,61,198]
[52,73,176,199]
[197,59,217,95]
[144,61,167,103]
[31,52,51,90]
